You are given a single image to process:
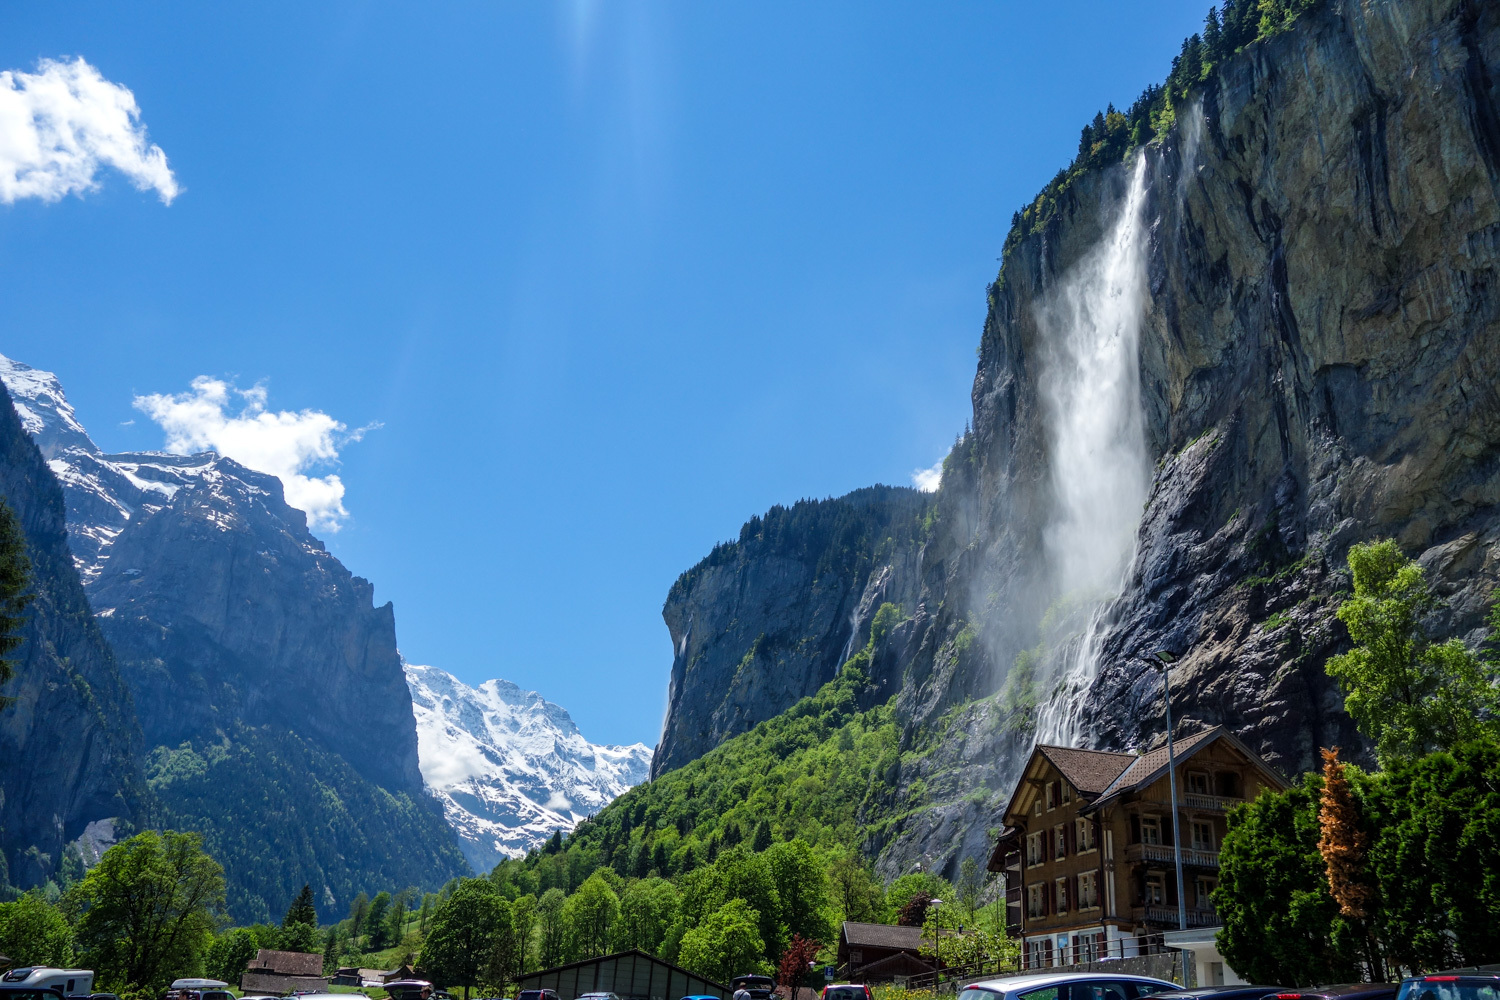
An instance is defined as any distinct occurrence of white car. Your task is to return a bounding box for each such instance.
[1,968,96,996]
[960,973,1181,1000]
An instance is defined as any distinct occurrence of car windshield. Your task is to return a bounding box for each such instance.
[1398,983,1500,1000]
[827,990,865,1000]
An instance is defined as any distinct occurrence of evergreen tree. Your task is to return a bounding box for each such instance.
[349,892,370,943]
[284,883,317,928]
[545,831,563,855]
[0,498,34,712]
[751,821,772,852]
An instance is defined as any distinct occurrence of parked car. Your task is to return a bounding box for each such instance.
[960,972,1182,1000]
[1268,986,1397,1000]
[822,985,873,1000]
[0,987,65,1000]
[518,990,561,1000]
[732,975,776,1000]
[1397,972,1500,1000]
[578,993,622,1000]
[1152,988,1286,1000]
[680,995,721,1000]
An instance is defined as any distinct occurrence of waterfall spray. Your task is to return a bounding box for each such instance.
[1032,153,1153,746]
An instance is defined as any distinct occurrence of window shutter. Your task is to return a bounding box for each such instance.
[1131,815,1141,844]
[1162,815,1174,845]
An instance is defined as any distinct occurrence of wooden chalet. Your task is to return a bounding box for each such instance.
[988,725,1288,970]
[240,948,329,995]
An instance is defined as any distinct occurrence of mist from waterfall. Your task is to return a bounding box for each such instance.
[1032,153,1153,746]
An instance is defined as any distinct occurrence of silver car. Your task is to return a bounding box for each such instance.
[961,973,1181,1000]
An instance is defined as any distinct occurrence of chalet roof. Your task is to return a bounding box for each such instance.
[840,921,925,951]
[1085,725,1288,808]
[240,973,329,994]
[1037,745,1134,795]
[248,948,324,977]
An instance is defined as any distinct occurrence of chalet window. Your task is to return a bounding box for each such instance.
[849,950,863,965]
[1140,817,1161,845]
[1216,772,1240,797]
[1027,882,1045,918]
[1033,796,1043,817]
[1054,824,1067,859]
[1060,783,1072,805]
[1027,832,1046,867]
[1079,871,1099,908]
[1187,771,1210,795]
[1195,876,1217,908]
[1045,781,1057,810]
[1075,817,1096,852]
[1191,821,1215,851]
[1054,877,1069,913]
[1145,874,1166,906]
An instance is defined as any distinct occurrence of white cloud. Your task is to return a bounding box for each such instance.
[913,459,943,493]
[134,377,372,532]
[0,56,178,205]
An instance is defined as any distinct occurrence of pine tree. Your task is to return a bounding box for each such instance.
[751,820,772,852]
[0,498,34,711]
[284,883,318,928]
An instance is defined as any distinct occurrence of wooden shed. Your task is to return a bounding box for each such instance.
[513,949,728,1000]
[240,948,329,995]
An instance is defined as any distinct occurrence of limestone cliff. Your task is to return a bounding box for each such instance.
[654,0,1500,879]
[0,380,143,889]
[653,486,931,777]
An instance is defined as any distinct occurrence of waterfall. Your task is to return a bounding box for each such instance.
[1032,154,1153,747]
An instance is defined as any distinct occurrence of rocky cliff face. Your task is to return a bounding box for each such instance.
[1,356,468,919]
[0,378,143,890]
[655,0,1500,880]
[653,485,932,777]
[407,663,652,873]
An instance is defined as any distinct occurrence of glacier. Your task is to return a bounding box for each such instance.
[405,662,652,873]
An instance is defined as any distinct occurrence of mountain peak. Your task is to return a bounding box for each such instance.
[0,353,98,460]
[404,661,652,873]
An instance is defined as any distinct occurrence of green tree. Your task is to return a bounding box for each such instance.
[826,851,885,924]
[1214,776,1361,985]
[1368,739,1500,971]
[422,879,504,1000]
[1326,540,1499,764]
[68,830,226,992]
[389,889,411,946]
[510,894,537,973]
[283,883,318,928]
[678,899,767,984]
[616,878,679,956]
[278,920,319,955]
[482,896,516,992]
[536,888,568,969]
[349,892,371,944]
[322,926,342,975]
[563,873,619,961]
[763,840,830,946]
[750,821,772,852]
[0,891,74,966]
[419,893,437,936]
[366,891,393,950]
[0,497,34,712]
[204,927,260,984]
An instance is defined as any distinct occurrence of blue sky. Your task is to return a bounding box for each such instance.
[0,1,1208,747]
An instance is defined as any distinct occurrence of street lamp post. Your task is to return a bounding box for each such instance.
[1150,652,1188,932]
[928,898,944,979]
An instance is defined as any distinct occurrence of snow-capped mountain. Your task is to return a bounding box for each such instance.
[405,662,652,873]
[0,353,218,579]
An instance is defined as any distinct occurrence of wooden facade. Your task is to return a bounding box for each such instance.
[987,726,1287,969]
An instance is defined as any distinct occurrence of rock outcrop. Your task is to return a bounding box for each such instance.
[1,356,468,919]
[653,485,932,777]
[0,378,143,889]
[654,0,1500,880]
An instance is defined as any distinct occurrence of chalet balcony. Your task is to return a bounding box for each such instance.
[1131,905,1220,928]
[1183,792,1245,812]
[1122,843,1220,868]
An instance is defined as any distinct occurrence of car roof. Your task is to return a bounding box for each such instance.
[969,974,1178,992]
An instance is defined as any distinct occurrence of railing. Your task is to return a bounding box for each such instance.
[904,957,1022,993]
[1131,904,1220,928]
[1123,843,1220,868]
[1183,792,1245,812]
